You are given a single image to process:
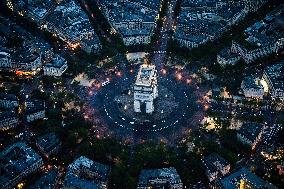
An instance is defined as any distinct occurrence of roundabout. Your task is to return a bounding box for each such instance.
[89,65,199,134]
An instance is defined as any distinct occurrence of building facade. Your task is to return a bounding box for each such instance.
[237,122,265,150]
[25,101,46,123]
[0,93,19,109]
[241,76,265,99]
[137,167,183,189]
[43,55,68,76]
[0,111,18,131]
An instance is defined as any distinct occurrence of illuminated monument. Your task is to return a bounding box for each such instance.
[134,62,158,114]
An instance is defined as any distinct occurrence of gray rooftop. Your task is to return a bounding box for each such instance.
[219,168,268,189]
[0,93,18,102]
[45,0,100,44]
[242,76,264,90]
[29,169,59,189]
[64,156,111,189]
[44,55,67,68]
[174,0,245,44]
[218,47,239,59]
[243,5,284,48]
[0,111,17,120]
[36,132,61,154]
[25,100,45,114]
[97,0,161,37]
[203,153,230,175]
[238,122,264,142]
[264,61,284,91]
[0,142,42,189]
[137,167,182,187]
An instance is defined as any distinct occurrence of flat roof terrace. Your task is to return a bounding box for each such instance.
[135,64,157,87]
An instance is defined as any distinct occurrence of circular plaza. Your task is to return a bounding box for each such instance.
[89,64,200,135]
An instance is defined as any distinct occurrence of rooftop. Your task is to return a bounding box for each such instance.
[97,0,160,37]
[0,111,17,120]
[14,0,56,20]
[25,100,45,114]
[44,55,67,68]
[242,76,264,90]
[36,132,61,154]
[11,0,101,47]
[218,47,239,59]
[219,168,269,189]
[264,61,284,91]
[135,64,157,87]
[203,153,230,175]
[45,0,100,44]
[175,0,245,44]
[0,93,18,102]
[64,156,111,189]
[0,142,42,189]
[29,169,59,189]
[137,167,182,187]
[238,122,264,142]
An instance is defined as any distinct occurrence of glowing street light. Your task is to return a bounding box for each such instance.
[17,183,24,189]
[204,104,209,110]
[176,72,182,81]
[186,79,192,84]
[161,68,167,75]
[116,71,122,77]
[95,83,101,89]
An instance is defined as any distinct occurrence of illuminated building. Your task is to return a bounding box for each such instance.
[263,124,283,145]
[0,93,19,109]
[24,100,46,123]
[44,0,102,54]
[244,0,269,13]
[134,63,158,114]
[0,51,12,70]
[0,111,18,131]
[218,168,276,189]
[202,153,230,182]
[231,5,284,64]
[217,47,240,66]
[36,132,61,158]
[241,76,264,99]
[262,61,284,101]
[231,38,284,64]
[29,169,59,189]
[237,122,265,150]
[96,0,162,46]
[218,5,284,65]
[43,55,68,77]
[63,156,111,189]
[137,167,183,189]
[10,0,102,54]
[174,0,247,49]
[0,142,43,189]
[0,50,42,75]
